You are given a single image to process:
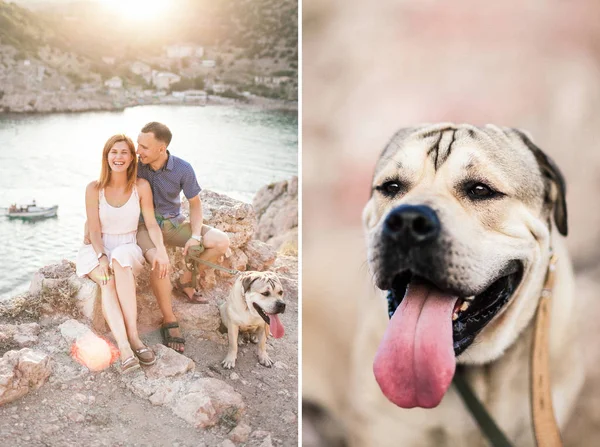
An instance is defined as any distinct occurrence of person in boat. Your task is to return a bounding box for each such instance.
[76,134,170,373]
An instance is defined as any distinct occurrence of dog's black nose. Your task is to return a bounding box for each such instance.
[275,301,286,313]
[383,205,440,246]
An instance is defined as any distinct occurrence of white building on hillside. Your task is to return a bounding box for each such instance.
[254,75,292,86]
[130,61,152,83]
[211,84,227,93]
[166,44,204,59]
[152,71,181,90]
[105,76,123,89]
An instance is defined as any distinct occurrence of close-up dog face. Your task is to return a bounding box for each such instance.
[363,123,568,408]
[241,272,286,338]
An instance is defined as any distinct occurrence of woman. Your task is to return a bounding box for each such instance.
[76,134,170,373]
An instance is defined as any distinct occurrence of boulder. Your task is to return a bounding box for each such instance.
[0,323,40,350]
[252,177,298,250]
[173,377,246,429]
[142,344,195,379]
[243,240,277,271]
[229,422,252,443]
[120,349,245,430]
[0,348,51,405]
[197,190,257,249]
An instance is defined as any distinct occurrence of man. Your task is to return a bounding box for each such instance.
[136,122,230,353]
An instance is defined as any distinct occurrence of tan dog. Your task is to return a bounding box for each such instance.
[220,271,286,369]
[304,124,584,446]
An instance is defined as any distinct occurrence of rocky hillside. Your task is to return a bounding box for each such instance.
[6,0,298,71]
[0,0,298,111]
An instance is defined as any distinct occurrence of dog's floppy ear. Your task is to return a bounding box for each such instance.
[514,130,568,236]
[242,274,260,293]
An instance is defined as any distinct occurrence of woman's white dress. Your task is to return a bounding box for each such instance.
[76,185,145,277]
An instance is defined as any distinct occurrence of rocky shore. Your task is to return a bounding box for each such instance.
[0,92,298,115]
[0,178,298,446]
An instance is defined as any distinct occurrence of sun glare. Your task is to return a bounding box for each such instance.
[98,0,172,22]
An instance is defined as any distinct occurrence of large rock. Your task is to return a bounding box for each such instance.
[0,323,40,350]
[68,276,105,332]
[58,319,94,344]
[253,177,298,250]
[143,344,195,379]
[0,348,51,405]
[198,190,257,249]
[229,422,252,443]
[173,378,246,429]
[121,347,245,430]
[243,240,277,271]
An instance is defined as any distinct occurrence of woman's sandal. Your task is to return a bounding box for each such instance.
[121,356,141,374]
[134,346,157,366]
[161,322,186,353]
[174,277,208,304]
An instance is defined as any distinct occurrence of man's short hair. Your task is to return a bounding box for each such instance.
[141,122,172,147]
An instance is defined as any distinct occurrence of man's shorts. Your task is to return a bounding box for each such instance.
[137,220,212,255]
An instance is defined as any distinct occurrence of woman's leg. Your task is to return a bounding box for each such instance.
[88,266,134,362]
[111,260,145,350]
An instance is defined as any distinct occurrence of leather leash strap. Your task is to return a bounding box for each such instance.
[453,369,513,447]
[531,254,563,447]
[185,245,239,289]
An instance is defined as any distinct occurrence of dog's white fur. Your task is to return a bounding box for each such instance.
[303,124,585,446]
[219,271,285,369]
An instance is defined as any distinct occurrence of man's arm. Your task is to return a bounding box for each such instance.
[188,195,203,236]
[183,195,203,255]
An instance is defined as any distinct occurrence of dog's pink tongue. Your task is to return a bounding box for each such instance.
[268,314,285,339]
[373,282,458,409]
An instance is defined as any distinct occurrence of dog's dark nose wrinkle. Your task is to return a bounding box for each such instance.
[384,205,440,246]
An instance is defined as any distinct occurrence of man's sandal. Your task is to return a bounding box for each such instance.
[174,277,208,304]
[161,322,185,353]
[134,346,157,366]
[121,356,141,374]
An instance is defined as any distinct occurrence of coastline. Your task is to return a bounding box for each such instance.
[0,94,298,116]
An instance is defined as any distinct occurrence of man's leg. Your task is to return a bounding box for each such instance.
[137,223,184,353]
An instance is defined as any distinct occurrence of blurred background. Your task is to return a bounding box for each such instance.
[302,0,600,444]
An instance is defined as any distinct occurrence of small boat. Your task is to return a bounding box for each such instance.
[7,203,58,219]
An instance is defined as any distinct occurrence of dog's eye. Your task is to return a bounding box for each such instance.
[278,290,283,296]
[261,291,270,296]
[466,182,500,200]
[376,180,405,198]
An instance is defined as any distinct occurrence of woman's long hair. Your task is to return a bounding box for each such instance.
[97,134,137,191]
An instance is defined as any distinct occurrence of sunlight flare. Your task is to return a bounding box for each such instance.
[97,0,172,22]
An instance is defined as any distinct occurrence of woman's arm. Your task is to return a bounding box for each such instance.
[137,179,170,278]
[85,182,111,285]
